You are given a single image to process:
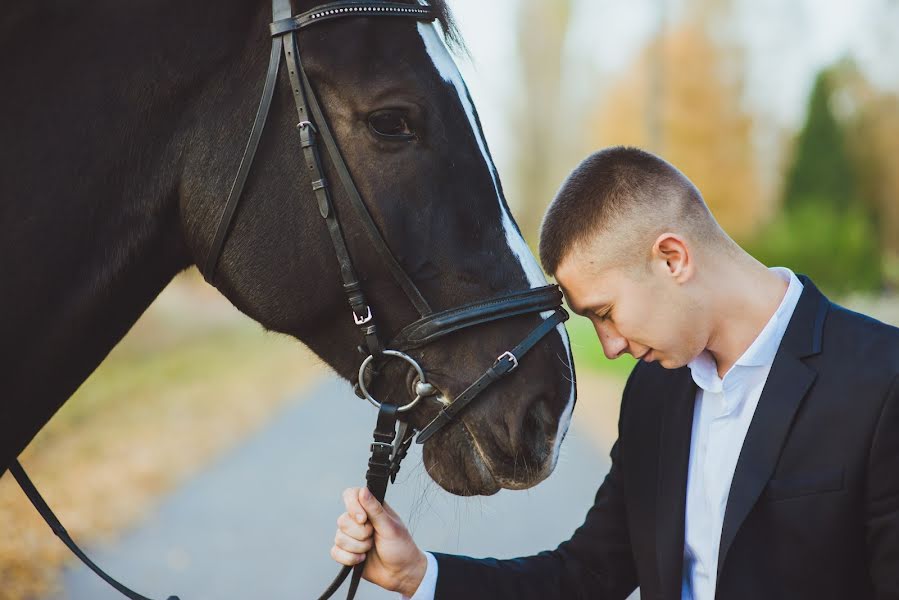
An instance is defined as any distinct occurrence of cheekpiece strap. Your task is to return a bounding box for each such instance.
[271,1,436,36]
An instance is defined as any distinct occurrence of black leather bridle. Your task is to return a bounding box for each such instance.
[203,0,568,446]
[9,1,569,599]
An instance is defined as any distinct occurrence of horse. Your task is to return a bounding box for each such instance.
[0,0,577,499]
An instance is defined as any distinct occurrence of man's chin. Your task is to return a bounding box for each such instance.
[658,354,691,370]
[639,349,688,369]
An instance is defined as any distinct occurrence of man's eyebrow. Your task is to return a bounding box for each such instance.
[568,300,609,317]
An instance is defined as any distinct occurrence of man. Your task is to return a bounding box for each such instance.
[330,147,899,599]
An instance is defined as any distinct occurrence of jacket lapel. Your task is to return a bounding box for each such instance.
[716,276,829,579]
[656,366,698,598]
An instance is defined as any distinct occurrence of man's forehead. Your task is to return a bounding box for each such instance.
[556,248,613,285]
[555,254,614,315]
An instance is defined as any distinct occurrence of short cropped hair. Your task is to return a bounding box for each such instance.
[539,146,720,275]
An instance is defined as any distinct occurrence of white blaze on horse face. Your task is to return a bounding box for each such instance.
[417,21,575,472]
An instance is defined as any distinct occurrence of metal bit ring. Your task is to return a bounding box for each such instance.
[358,350,429,413]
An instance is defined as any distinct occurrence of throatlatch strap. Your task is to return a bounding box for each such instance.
[416,309,569,444]
[203,35,284,282]
[9,461,180,600]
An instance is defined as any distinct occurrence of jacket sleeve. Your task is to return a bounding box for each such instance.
[867,373,899,599]
[431,366,642,600]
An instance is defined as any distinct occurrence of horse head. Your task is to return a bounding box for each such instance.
[0,0,576,497]
[181,1,576,496]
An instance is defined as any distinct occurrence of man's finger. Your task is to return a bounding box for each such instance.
[337,512,374,541]
[330,545,365,567]
[342,487,367,525]
[335,529,373,554]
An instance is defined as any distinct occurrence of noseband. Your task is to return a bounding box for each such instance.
[10,2,569,599]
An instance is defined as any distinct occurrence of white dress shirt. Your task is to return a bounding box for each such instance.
[404,267,803,600]
[681,267,802,599]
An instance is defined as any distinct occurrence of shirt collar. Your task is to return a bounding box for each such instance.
[688,267,804,392]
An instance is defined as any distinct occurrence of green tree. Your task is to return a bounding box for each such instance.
[781,71,855,211]
[749,67,883,295]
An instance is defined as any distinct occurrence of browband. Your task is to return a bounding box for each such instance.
[271,1,437,36]
[390,285,563,350]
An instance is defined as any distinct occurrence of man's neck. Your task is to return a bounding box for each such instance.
[704,261,789,379]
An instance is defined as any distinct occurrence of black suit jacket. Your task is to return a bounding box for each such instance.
[433,278,899,599]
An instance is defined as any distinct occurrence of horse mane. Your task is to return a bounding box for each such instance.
[424,0,469,56]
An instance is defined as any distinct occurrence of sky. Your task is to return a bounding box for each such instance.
[446,0,898,179]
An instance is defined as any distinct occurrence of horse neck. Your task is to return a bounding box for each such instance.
[0,0,270,469]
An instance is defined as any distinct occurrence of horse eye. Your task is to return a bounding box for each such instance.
[368,109,416,140]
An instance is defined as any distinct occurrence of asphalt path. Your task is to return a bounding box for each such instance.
[50,377,623,600]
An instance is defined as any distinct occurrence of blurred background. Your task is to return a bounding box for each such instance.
[2,0,896,598]
[456,0,898,297]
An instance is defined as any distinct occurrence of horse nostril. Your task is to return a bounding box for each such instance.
[503,397,553,459]
[521,400,554,462]
[528,402,550,432]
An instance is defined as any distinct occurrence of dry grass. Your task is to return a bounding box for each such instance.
[0,271,327,600]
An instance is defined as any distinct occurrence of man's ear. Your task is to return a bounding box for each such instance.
[651,233,692,282]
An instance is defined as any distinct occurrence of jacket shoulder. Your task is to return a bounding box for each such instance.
[823,301,899,371]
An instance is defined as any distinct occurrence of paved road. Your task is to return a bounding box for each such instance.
[50,377,619,600]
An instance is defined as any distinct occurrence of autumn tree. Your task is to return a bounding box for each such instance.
[589,23,767,241]
[509,0,573,246]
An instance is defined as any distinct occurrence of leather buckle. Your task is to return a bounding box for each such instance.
[354,306,373,325]
[496,351,518,372]
[297,120,317,148]
[370,441,393,453]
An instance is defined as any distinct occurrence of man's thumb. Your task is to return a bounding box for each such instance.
[359,487,390,528]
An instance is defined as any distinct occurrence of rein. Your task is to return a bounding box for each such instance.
[10,1,569,599]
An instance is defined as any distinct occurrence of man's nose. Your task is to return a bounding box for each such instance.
[594,322,628,360]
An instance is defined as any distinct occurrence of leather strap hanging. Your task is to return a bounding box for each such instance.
[9,461,180,600]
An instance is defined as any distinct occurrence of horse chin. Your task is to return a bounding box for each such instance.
[414,380,566,496]
[421,421,556,496]
[422,427,502,496]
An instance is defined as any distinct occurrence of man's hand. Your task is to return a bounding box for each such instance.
[331,486,428,596]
